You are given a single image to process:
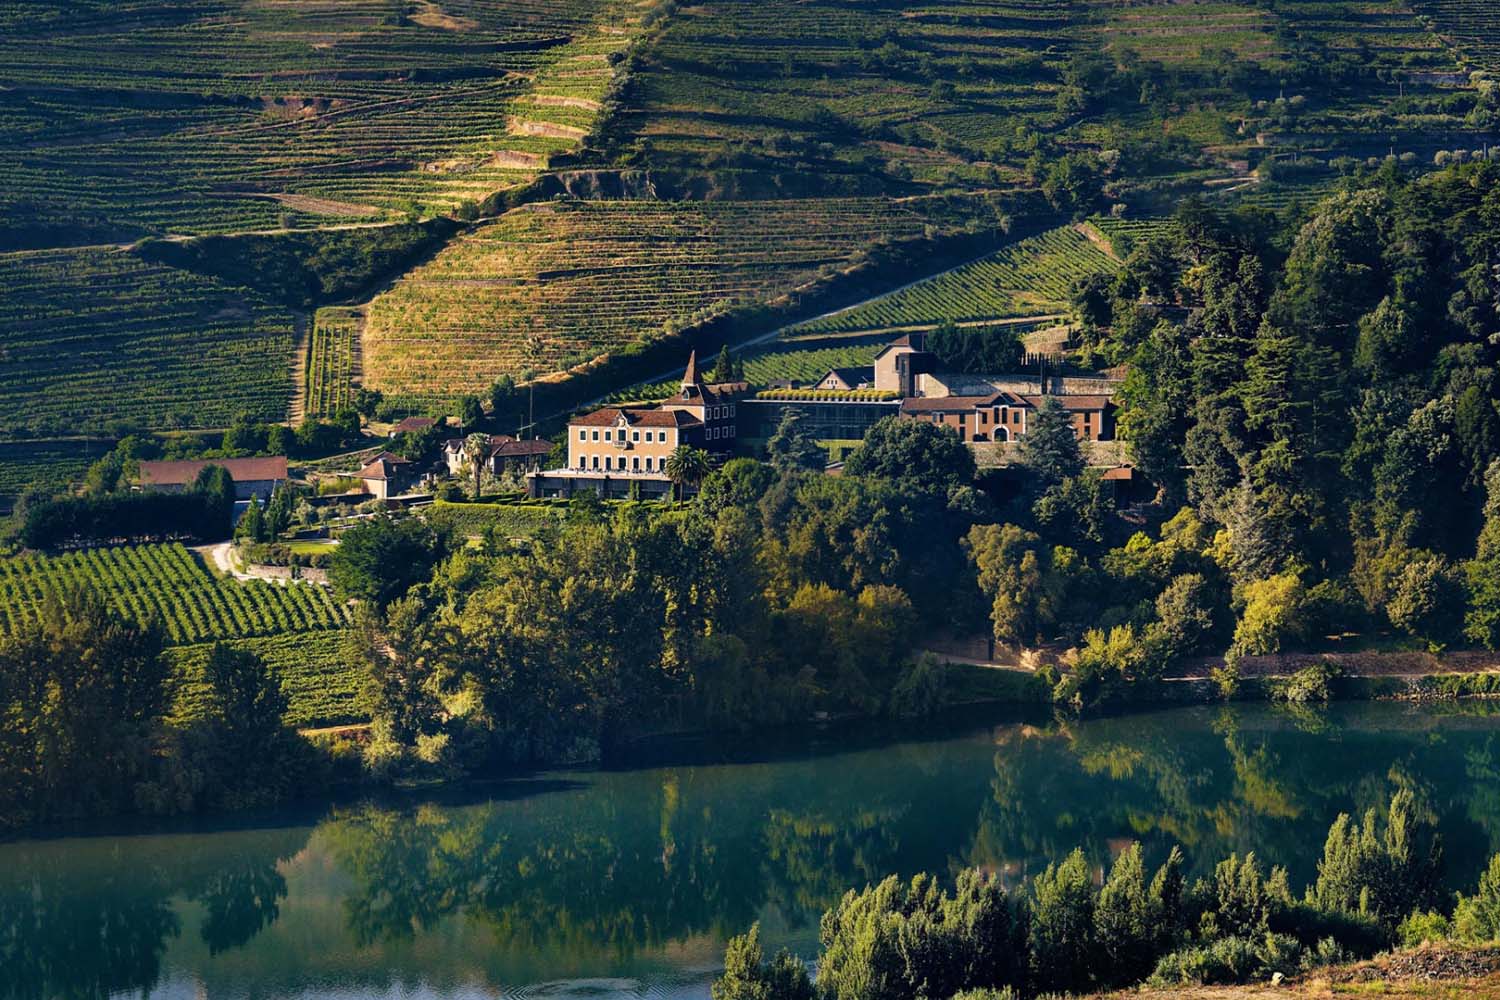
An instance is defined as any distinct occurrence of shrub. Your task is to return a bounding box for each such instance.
[1454,853,1500,942]
[713,924,814,1000]
[1399,909,1453,946]
[1274,660,1342,703]
[887,654,948,718]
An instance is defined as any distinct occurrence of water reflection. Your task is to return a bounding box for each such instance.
[5,703,1500,1000]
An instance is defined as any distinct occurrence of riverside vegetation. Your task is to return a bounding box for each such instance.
[711,791,1500,998]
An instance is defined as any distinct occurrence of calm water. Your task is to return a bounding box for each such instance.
[9,702,1500,1000]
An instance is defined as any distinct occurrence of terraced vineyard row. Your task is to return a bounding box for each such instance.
[1087,217,1179,257]
[0,248,296,435]
[306,308,361,418]
[612,339,888,400]
[618,0,1471,197]
[167,632,361,728]
[1418,0,1500,67]
[795,226,1117,334]
[0,439,114,507]
[0,544,350,646]
[0,0,638,243]
[362,199,931,406]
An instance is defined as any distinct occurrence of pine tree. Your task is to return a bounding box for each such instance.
[713,344,734,383]
[1018,397,1083,486]
[766,408,825,472]
[237,497,265,543]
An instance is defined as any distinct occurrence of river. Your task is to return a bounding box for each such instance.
[7,701,1500,1000]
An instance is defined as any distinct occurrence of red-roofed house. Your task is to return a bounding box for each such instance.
[527,352,747,499]
[441,435,553,478]
[356,452,416,500]
[138,457,288,500]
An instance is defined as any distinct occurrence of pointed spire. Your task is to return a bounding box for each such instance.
[681,350,702,397]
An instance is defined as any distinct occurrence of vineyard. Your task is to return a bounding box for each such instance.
[167,632,361,728]
[306,308,362,418]
[0,439,113,508]
[0,248,296,435]
[794,226,1117,335]
[0,0,641,244]
[362,199,932,405]
[1086,217,1180,259]
[1418,1,1500,68]
[0,544,350,646]
[614,0,1476,200]
[612,338,889,401]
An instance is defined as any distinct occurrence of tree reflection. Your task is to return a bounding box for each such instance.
[0,826,306,1000]
[196,862,288,956]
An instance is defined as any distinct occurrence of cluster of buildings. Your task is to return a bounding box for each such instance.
[131,333,1126,507]
[528,332,1125,499]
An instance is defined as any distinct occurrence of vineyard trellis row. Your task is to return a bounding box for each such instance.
[0,543,350,645]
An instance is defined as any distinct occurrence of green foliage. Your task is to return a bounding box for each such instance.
[1309,789,1442,927]
[766,408,826,473]
[0,591,170,830]
[1017,398,1083,488]
[965,524,1055,645]
[1274,661,1342,704]
[845,417,975,498]
[713,925,814,1000]
[818,871,1023,1000]
[1388,555,1465,647]
[1230,572,1310,661]
[328,516,444,607]
[138,223,455,309]
[1454,854,1500,943]
[887,653,948,719]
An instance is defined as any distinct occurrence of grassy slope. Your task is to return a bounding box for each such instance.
[0,0,643,497]
[794,224,1116,333]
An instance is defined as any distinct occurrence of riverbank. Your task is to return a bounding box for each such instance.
[923,635,1500,707]
[1102,945,1500,1000]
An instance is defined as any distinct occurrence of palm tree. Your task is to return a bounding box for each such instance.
[463,432,490,499]
[664,445,712,501]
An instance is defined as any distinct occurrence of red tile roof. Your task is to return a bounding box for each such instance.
[571,407,702,428]
[393,416,437,434]
[899,392,1029,413]
[490,438,553,457]
[356,452,413,480]
[139,456,288,487]
[1020,394,1115,411]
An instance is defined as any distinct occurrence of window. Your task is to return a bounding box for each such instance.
[591,430,599,441]
[632,430,640,442]
[591,455,599,469]
[644,430,653,443]
[729,403,735,417]
[578,429,586,441]
[644,457,653,472]
[980,411,988,424]
[632,456,640,471]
